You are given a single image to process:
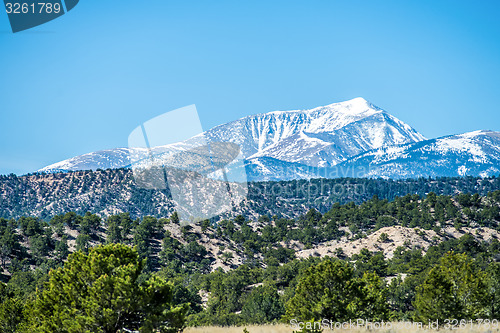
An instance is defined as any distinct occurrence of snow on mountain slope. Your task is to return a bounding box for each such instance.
[243,157,323,182]
[37,143,191,174]
[38,148,135,173]
[204,97,425,166]
[338,130,500,179]
[39,97,425,175]
[243,156,370,182]
[250,110,425,167]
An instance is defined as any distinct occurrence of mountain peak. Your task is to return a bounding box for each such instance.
[337,96,370,106]
[313,97,378,116]
[342,96,370,106]
[459,130,494,138]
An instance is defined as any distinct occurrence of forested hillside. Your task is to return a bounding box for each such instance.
[1,169,499,221]
[1,189,500,330]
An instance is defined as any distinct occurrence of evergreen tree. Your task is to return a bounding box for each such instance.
[241,285,284,323]
[414,252,489,320]
[25,244,188,333]
[285,259,388,321]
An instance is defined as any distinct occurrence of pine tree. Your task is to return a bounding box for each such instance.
[25,244,188,333]
[285,259,388,321]
[414,252,489,320]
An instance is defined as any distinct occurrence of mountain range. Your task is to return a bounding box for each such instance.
[38,98,500,181]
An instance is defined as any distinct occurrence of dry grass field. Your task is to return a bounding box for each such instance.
[184,325,291,333]
[184,323,500,333]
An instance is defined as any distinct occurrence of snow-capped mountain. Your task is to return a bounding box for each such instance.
[203,97,425,167]
[338,130,500,179]
[39,98,425,175]
[37,98,500,181]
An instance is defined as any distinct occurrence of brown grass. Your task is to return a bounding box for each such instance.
[184,324,292,333]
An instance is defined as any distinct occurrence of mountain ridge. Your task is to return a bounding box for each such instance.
[338,129,500,179]
[37,98,500,180]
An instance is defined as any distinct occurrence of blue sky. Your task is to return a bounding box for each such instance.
[1,0,500,175]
